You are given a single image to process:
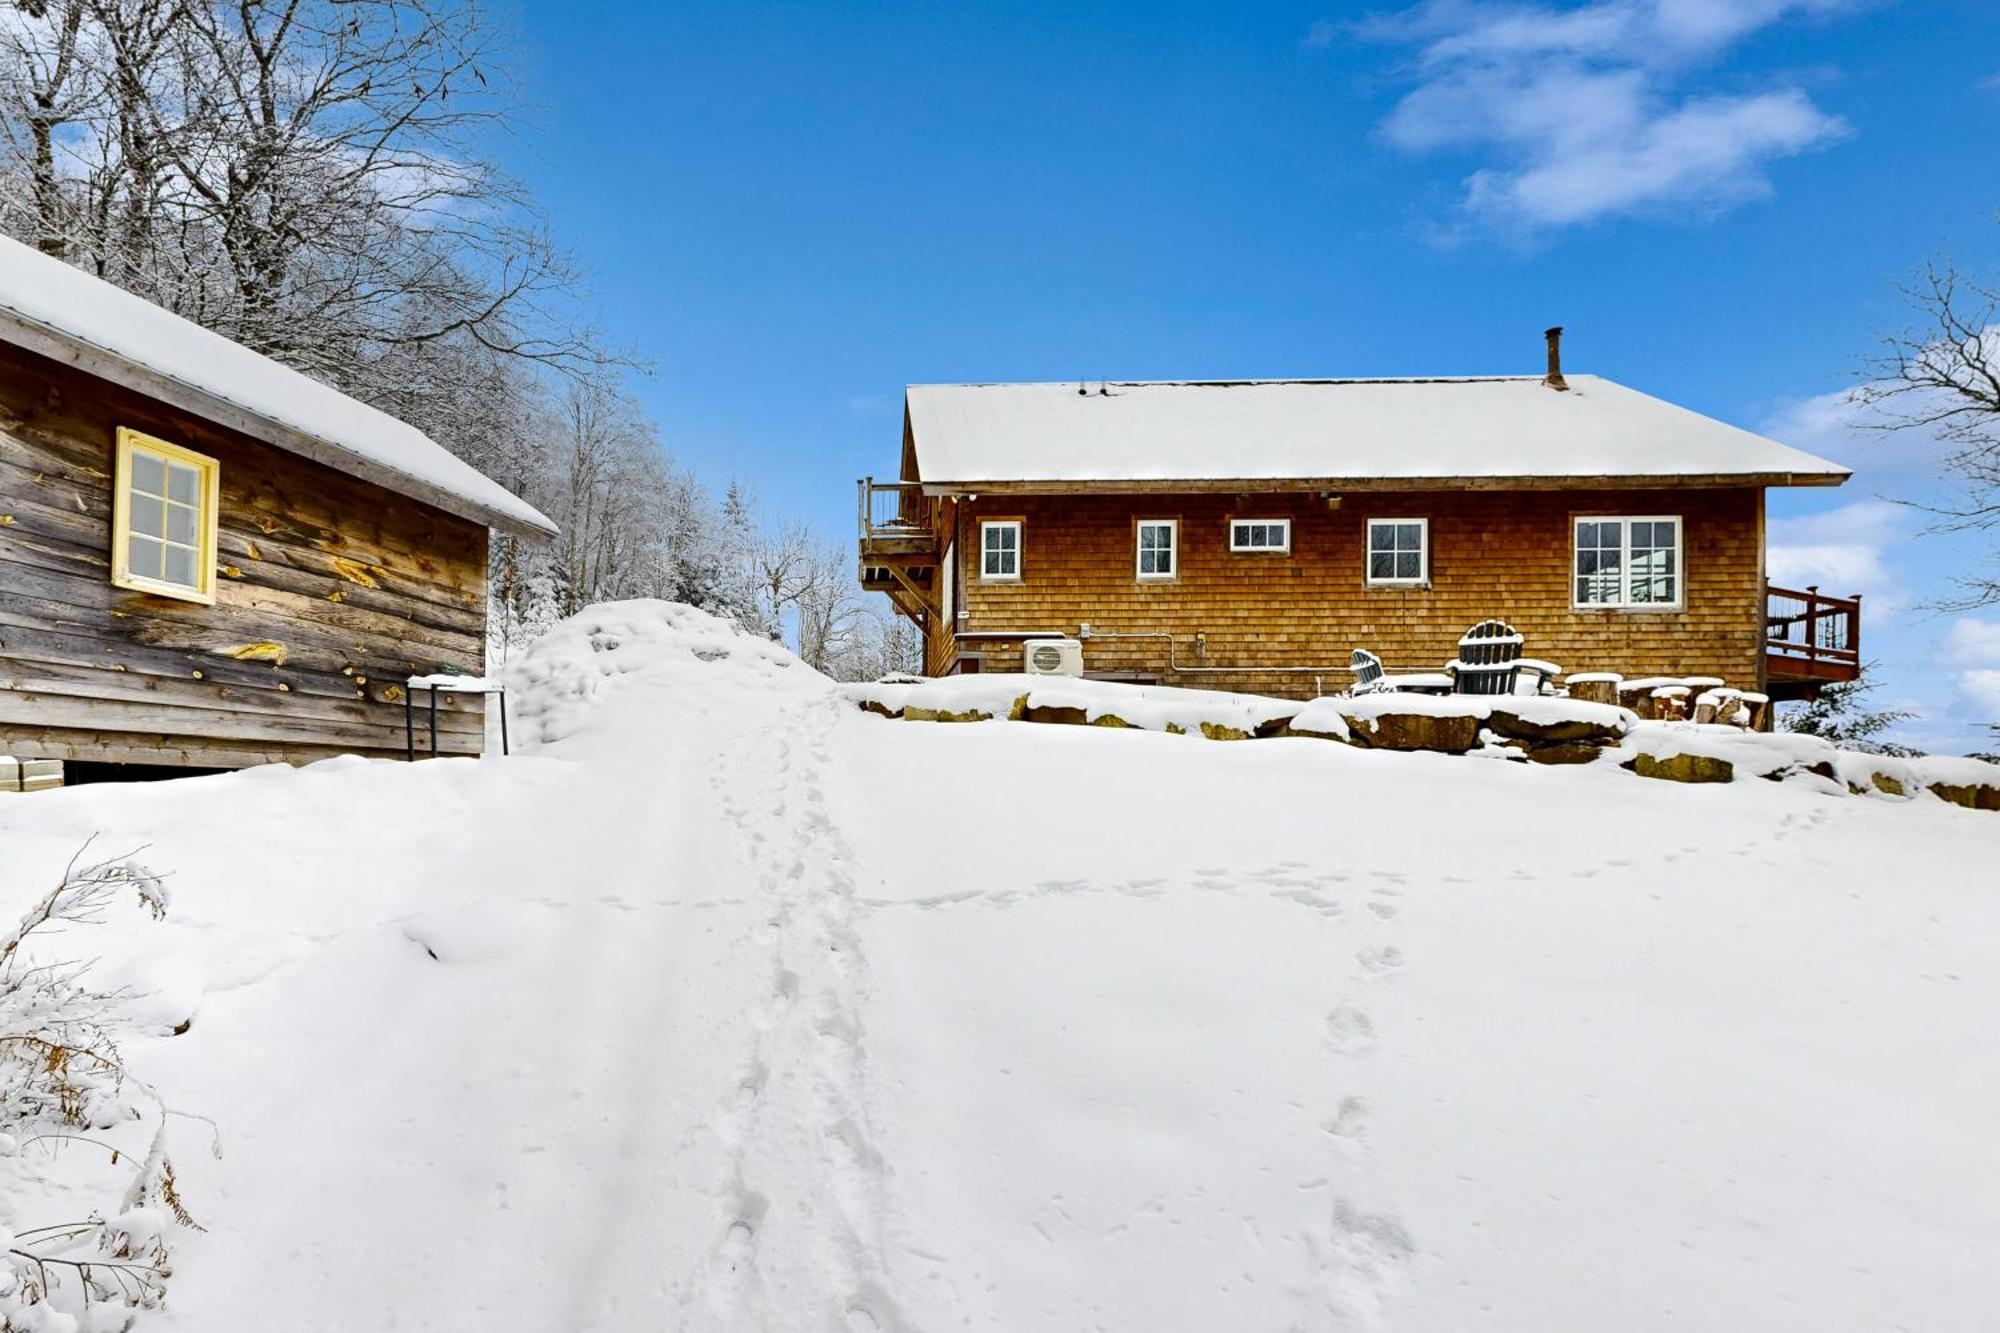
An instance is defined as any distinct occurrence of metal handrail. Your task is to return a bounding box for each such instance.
[1765,583,1860,664]
[857,476,927,540]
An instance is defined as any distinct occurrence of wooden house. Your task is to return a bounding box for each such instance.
[0,236,557,778]
[858,332,1862,702]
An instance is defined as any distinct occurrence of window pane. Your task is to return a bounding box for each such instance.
[1578,549,1599,577]
[1631,521,1652,548]
[1370,551,1395,580]
[1370,524,1394,552]
[128,534,162,578]
[165,502,196,545]
[1654,520,1675,546]
[1395,552,1422,580]
[1396,523,1422,552]
[129,495,165,538]
[166,463,199,505]
[130,451,166,497]
[163,544,196,588]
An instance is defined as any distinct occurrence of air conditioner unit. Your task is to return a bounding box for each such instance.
[1025,638,1084,677]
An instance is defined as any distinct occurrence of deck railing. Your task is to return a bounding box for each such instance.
[857,477,927,541]
[1766,583,1861,674]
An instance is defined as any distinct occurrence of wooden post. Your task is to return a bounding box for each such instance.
[1569,675,1620,706]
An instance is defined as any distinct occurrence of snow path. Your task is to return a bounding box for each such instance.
[682,692,941,1331]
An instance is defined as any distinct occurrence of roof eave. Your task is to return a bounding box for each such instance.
[920,471,1852,495]
[0,308,560,539]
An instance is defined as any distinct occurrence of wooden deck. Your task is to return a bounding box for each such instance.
[1765,584,1861,699]
[857,478,939,627]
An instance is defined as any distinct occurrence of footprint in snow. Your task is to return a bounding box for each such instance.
[1356,944,1405,974]
[1323,1096,1370,1140]
[1325,1004,1377,1054]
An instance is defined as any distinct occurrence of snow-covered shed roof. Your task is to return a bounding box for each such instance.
[903,377,1851,491]
[0,236,557,537]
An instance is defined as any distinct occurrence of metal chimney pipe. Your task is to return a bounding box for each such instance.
[1544,326,1570,392]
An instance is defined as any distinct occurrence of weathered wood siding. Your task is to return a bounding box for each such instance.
[936,488,1764,697]
[0,340,489,766]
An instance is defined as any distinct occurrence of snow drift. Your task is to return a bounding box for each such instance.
[3,600,1997,1333]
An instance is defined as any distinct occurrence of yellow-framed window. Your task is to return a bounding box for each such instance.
[111,427,220,605]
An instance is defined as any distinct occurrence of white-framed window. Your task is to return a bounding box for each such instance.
[111,427,219,605]
[1136,519,1177,580]
[1574,516,1681,608]
[980,519,1021,581]
[1229,518,1291,553]
[1365,518,1428,585]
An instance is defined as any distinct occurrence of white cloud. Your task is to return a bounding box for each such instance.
[1943,616,2000,664]
[1956,668,2000,722]
[1353,0,1856,231]
[1302,19,1340,49]
[1766,498,1906,617]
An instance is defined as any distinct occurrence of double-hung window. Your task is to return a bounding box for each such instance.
[1574,516,1680,608]
[1229,518,1290,553]
[980,519,1021,581]
[1365,518,1428,585]
[1136,519,1177,580]
[112,427,219,604]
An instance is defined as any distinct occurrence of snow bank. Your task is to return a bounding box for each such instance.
[507,599,824,753]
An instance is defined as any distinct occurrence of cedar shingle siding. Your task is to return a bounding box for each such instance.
[932,487,1763,697]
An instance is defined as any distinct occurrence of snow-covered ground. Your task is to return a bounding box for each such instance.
[4,601,1998,1332]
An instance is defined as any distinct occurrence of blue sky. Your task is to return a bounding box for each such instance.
[501,0,1998,750]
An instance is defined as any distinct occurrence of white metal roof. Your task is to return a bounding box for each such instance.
[0,236,557,537]
[903,376,1851,489]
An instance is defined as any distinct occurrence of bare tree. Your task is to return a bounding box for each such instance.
[753,519,816,634]
[792,538,861,673]
[0,0,96,255]
[1862,255,2000,607]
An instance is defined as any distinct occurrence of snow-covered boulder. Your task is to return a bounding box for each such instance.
[848,675,1303,739]
[1296,693,1636,759]
[1917,755,2000,811]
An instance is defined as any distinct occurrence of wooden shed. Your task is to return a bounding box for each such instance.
[858,333,1862,702]
[0,237,557,777]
